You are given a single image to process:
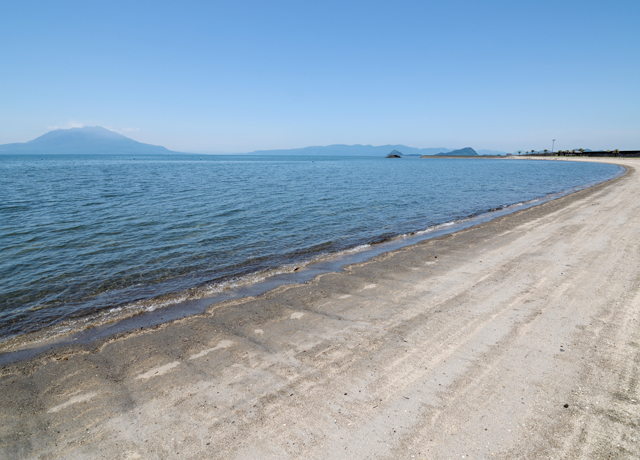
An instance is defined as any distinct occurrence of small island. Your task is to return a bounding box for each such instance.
[421,147,479,158]
[386,149,403,158]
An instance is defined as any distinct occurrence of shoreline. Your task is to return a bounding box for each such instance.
[0,160,624,363]
[1,158,639,459]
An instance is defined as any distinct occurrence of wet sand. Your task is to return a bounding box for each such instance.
[1,158,639,459]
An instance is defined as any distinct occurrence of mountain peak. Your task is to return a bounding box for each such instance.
[29,126,130,144]
[1,126,171,154]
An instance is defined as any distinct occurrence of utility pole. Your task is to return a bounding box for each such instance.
[552,139,556,154]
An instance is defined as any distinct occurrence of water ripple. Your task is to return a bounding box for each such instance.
[0,154,622,340]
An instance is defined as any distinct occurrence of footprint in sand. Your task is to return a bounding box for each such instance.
[135,361,181,380]
[48,392,98,413]
[189,340,234,360]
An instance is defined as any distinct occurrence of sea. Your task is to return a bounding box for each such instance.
[0,154,623,349]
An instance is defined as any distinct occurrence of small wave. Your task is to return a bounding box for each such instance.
[338,243,372,254]
[0,241,380,353]
[368,233,398,245]
[414,220,457,235]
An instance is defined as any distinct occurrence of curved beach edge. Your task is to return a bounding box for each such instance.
[0,158,626,360]
[1,157,639,459]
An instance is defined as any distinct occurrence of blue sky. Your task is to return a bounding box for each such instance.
[1,0,638,153]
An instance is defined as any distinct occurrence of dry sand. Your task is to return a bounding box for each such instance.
[1,158,639,459]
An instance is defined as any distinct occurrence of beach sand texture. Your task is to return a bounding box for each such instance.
[1,158,639,459]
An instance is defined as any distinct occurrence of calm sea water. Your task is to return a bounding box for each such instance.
[0,155,622,342]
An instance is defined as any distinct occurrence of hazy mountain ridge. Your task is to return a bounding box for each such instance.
[0,126,172,155]
[0,127,512,156]
[249,144,452,156]
[436,147,479,156]
[249,144,508,156]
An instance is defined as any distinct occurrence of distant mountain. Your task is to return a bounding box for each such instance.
[248,144,451,156]
[248,144,506,157]
[435,147,479,157]
[0,127,173,155]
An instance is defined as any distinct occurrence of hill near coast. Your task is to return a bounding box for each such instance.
[0,126,172,155]
[435,147,479,156]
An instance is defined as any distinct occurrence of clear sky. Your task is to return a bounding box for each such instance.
[1,0,638,153]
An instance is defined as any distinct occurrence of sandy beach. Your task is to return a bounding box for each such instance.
[1,157,639,460]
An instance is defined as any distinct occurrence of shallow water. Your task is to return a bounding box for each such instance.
[0,154,622,341]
